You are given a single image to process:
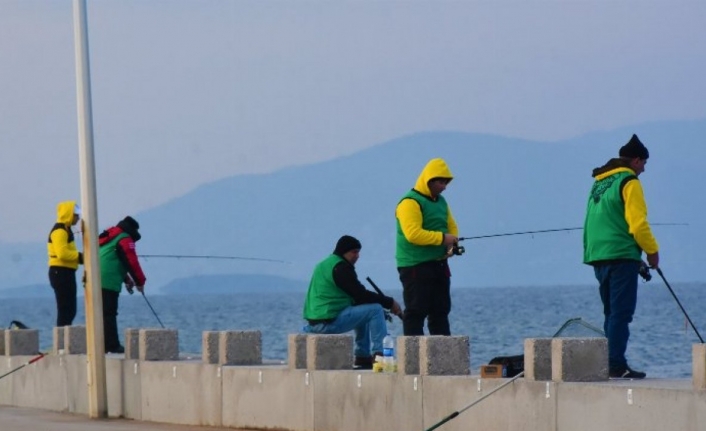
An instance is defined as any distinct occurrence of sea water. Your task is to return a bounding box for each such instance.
[1,283,704,378]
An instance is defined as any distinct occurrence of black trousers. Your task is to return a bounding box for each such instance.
[399,260,451,336]
[102,289,122,350]
[48,266,77,327]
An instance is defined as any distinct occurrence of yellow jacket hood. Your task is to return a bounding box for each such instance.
[56,201,78,226]
[413,158,454,197]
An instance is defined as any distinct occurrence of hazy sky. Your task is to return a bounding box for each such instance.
[1,1,705,242]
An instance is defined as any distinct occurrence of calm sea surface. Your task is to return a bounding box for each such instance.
[2,283,704,378]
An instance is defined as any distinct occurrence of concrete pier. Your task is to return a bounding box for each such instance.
[1,339,705,430]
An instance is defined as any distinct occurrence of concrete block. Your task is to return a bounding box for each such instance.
[693,344,706,390]
[8,354,69,411]
[5,329,39,356]
[121,360,142,420]
[419,336,470,376]
[52,327,64,353]
[525,338,553,381]
[139,328,179,361]
[397,336,420,375]
[313,370,423,431]
[551,337,608,382]
[0,330,5,355]
[306,334,353,370]
[125,328,140,360]
[219,330,262,366]
[64,325,86,354]
[288,334,307,369]
[222,368,313,430]
[141,361,222,426]
[202,331,220,364]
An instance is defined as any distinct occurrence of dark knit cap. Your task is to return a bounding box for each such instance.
[334,235,362,255]
[117,216,141,241]
[619,134,649,160]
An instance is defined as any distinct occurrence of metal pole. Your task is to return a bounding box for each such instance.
[73,0,107,418]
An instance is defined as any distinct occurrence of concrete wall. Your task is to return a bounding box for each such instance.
[2,355,705,431]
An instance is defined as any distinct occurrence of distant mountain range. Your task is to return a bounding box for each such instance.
[2,119,704,295]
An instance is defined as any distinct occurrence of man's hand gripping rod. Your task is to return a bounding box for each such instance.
[365,277,403,322]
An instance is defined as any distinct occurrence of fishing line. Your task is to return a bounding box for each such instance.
[424,371,525,431]
[139,254,289,264]
[655,268,704,343]
[458,223,688,241]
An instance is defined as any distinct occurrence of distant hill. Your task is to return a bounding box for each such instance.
[160,274,307,295]
[1,119,704,293]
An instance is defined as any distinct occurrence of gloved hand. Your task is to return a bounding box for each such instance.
[136,285,144,294]
[124,276,136,294]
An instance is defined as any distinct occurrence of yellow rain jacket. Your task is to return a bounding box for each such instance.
[47,201,82,269]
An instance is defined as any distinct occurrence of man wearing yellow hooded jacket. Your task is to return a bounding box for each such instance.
[396,158,459,336]
[584,134,659,379]
[47,201,83,326]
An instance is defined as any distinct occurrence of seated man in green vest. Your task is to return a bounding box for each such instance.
[98,216,147,354]
[303,235,402,369]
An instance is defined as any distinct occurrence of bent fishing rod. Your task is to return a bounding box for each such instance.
[139,254,289,264]
[458,223,688,241]
[655,267,704,343]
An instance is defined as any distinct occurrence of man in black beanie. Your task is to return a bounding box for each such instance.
[98,216,147,354]
[303,235,402,369]
[583,134,660,379]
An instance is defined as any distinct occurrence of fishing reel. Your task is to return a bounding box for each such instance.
[383,311,393,323]
[451,243,465,256]
[638,262,652,282]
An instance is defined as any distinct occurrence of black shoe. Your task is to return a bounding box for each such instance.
[354,355,373,370]
[609,365,646,379]
[106,345,125,354]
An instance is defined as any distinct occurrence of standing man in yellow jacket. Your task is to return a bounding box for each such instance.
[396,158,459,336]
[47,201,83,326]
[583,135,659,379]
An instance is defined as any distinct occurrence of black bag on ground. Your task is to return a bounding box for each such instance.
[489,354,524,377]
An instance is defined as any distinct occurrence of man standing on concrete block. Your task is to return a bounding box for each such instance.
[583,134,659,379]
[303,235,402,369]
[98,216,147,354]
[47,201,83,327]
[396,158,459,336]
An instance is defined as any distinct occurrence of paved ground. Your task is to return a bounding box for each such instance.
[0,406,265,431]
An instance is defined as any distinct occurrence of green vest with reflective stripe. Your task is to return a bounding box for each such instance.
[99,233,130,292]
[303,254,354,320]
[396,191,449,267]
[583,171,642,263]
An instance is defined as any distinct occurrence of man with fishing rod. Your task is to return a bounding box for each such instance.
[303,235,403,369]
[583,134,659,379]
[98,216,147,354]
[396,158,460,336]
[47,201,84,327]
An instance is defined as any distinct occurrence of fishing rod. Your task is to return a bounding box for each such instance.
[139,254,289,264]
[424,371,525,431]
[0,352,46,381]
[458,223,688,241]
[655,268,704,343]
[365,277,403,322]
[141,292,165,329]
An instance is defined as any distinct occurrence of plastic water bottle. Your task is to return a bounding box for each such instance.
[382,334,395,373]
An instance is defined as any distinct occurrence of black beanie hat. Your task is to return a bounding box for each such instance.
[117,216,141,241]
[334,235,362,255]
[619,134,649,160]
